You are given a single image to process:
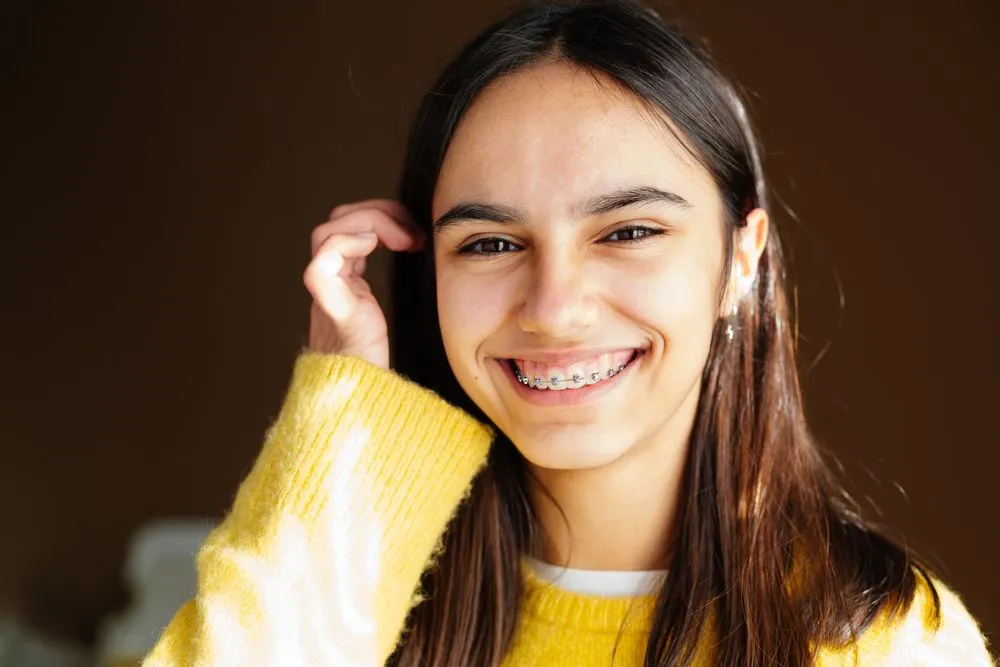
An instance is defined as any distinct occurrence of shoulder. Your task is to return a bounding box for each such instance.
[818,573,995,666]
[892,575,994,665]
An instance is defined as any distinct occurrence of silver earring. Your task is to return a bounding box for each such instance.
[725,303,738,342]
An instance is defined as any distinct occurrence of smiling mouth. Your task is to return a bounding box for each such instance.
[504,349,643,391]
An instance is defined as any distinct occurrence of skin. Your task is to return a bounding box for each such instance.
[431,62,769,570]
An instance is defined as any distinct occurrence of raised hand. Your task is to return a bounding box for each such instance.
[303,200,424,369]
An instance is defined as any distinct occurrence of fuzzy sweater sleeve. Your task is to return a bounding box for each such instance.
[142,352,493,666]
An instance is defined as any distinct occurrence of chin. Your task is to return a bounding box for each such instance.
[505,423,635,471]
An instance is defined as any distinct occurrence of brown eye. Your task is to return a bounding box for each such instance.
[602,225,661,243]
[458,237,522,256]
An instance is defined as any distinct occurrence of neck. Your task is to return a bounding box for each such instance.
[528,384,699,572]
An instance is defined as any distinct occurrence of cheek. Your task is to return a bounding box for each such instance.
[612,248,722,344]
[435,264,513,368]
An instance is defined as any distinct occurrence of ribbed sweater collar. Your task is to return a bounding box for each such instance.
[520,561,658,635]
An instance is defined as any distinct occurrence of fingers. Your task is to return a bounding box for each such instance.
[305,200,421,346]
[312,232,378,277]
[305,251,364,322]
[309,263,358,321]
[329,199,413,225]
[312,203,425,256]
[304,232,378,317]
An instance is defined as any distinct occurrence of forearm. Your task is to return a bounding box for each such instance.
[144,352,492,666]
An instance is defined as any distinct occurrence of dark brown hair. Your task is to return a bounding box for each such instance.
[390,1,938,664]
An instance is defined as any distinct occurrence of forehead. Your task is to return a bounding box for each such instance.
[433,61,720,219]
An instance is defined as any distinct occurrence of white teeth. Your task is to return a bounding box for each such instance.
[512,356,634,390]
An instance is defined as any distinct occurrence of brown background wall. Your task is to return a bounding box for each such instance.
[3,0,997,649]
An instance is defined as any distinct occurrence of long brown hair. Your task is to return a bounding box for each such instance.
[390,2,938,664]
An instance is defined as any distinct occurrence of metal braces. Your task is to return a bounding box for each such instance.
[514,364,626,389]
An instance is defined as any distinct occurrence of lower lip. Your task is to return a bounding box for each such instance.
[496,354,641,407]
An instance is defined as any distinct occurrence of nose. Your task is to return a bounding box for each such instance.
[517,247,599,338]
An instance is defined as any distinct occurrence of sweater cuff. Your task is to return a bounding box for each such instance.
[240,350,493,524]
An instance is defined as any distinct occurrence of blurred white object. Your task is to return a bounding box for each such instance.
[94,518,217,667]
[0,617,90,667]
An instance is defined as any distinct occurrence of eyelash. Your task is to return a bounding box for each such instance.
[456,225,665,256]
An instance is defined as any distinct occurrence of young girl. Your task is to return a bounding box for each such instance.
[145,1,993,665]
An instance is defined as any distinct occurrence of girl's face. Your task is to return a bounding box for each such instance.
[432,62,753,471]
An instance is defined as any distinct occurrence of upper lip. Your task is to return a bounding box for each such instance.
[497,347,643,366]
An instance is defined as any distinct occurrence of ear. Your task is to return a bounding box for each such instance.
[720,207,769,316]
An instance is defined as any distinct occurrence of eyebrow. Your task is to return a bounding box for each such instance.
[432,185,692,231]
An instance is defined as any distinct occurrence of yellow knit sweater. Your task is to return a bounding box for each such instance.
[144,353,994,666]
